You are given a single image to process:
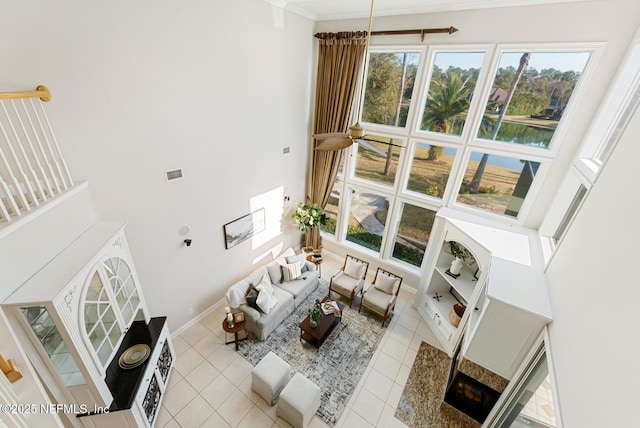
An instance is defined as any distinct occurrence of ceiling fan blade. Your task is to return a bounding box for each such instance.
[315,137,353,151]
[360,136,405,148]
[312,132,349,141]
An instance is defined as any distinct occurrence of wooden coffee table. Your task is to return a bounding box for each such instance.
[299,299,344,350]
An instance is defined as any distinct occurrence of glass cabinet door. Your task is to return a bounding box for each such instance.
[82,256,142,369]
[21,306,86,387]
[103,257,140,326]
[84,272,122,367]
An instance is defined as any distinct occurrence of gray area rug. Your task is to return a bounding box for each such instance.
[237,280,387,427]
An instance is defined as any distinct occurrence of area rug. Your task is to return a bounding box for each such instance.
[395,341,481,428]
[237,280,387,427]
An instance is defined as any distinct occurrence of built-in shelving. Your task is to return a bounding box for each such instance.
[415,207,553,379]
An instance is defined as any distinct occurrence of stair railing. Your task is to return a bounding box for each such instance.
[0,86,73,224]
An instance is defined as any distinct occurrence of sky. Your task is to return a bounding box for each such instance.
[433,51,590,73]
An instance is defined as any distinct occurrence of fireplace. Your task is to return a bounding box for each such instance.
[444,343,502,423]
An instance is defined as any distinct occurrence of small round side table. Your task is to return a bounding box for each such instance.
[306,254,323,277]
[222,319,247,351]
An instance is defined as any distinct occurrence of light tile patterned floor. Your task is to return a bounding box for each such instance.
[157,255,443,428]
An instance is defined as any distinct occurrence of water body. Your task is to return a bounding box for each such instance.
[417,122,551,171]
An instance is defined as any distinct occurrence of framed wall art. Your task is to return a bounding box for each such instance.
[223,208,265,249]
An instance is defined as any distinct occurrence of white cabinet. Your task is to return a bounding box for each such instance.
[2,222,174,427]
[416,208,552,379]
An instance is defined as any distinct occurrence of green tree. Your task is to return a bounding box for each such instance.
[362,53,402,125]
[421,73,471,159]
[470,53,531,194]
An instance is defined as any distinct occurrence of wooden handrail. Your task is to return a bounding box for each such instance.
[0,85,51,102]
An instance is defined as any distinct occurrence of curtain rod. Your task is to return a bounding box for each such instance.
[372,27,458,41]
[314,26,458,41]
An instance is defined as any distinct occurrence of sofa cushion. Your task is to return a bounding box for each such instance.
[256,287,294,329]
[266,261,283,284]
[286,253,308,273]
[344,258,365,279]
[282,262,302,282]
[247,266,269,289]
[276,269,319,301]
[256,273,274,295]
[374,273,398,295]
[331,272,362,296]
[256,286,278,314]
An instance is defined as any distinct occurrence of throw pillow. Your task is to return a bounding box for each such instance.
[285,253,308,273]
[266,261,283,284]
[255,286,278,314]
[344,258,364,279]
[246,285,260,312]
[256,273,274,295]
[282,261,302,282]
[374,273,398,295]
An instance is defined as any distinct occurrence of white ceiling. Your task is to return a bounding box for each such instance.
[266,0,589,21]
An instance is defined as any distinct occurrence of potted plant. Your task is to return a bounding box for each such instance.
[447,241,474,276]
[309,299,322,328]
[291,202,326,251]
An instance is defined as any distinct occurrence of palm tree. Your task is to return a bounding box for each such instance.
[469,53,531,193]
[421,73,471,159]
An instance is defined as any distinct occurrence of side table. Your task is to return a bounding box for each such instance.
[222,319,247,351]
[306,254,323,277]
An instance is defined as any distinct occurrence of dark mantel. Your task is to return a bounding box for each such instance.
[103,317,167,411]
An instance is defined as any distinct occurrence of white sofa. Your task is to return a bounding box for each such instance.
[225,248,320,340]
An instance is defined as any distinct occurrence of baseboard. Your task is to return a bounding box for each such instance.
[171,296,226,338]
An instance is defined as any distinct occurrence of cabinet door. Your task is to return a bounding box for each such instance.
[103,258,140,327]
[137,371,162,428]
[83,272,123,369]
[463,299,543,379]
[81,256,144,372]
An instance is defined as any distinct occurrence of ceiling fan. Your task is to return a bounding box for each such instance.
[313,0,404,151]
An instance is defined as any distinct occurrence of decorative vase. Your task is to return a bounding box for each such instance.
[310,318,318,328]
[449,304,466,327]
[226,312,234,329]
[450,257,464,275]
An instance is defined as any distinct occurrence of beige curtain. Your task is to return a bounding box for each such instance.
[308,32,367,249]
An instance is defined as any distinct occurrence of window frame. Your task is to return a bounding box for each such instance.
[322,41,605,273]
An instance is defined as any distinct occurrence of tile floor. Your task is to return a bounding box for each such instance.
[156,256,443,428]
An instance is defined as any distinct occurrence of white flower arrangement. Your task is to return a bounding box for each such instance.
[291,202,326,234]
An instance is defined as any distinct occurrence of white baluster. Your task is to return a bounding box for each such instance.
[0,100,37,210]
[26,99,59,194]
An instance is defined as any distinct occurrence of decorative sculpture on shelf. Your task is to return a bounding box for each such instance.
[446,241,475,278]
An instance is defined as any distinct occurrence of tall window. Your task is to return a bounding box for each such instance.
[476,51,589,149]
[362,52,420,128]
[457,153,540,218]
[346,188,389,253]
[325,44,597,270]
[420,51,485,136]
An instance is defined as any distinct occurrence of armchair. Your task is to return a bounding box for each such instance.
[328,255,369,307]
[359,268,403,326]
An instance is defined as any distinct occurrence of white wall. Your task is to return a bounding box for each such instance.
[545,92,640,426]
[316,0,640,229]
[0,0,316,329]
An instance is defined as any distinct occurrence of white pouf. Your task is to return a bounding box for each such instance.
[251,351,291,405]
[276,372,321,428]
